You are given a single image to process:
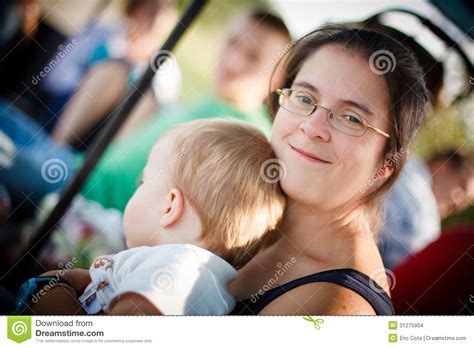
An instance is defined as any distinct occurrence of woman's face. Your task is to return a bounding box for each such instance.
[271,45,392,210]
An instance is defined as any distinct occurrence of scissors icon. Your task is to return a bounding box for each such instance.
[303,316,324,330]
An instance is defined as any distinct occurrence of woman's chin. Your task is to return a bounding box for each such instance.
[280,173,317,204]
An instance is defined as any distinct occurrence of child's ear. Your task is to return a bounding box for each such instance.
[160,188,185,227]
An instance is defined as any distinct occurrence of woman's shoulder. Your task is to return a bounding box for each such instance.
[259,278,378,315]
[241,265,391,315]
[233,254,392,315]
[232,237,393,315]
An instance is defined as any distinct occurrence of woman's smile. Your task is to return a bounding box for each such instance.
[289,143,332,164]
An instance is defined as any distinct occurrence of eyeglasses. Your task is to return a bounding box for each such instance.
[275,88,391,139]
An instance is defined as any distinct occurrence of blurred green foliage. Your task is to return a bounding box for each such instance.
[413,98,474,159]
[443,205,474,229]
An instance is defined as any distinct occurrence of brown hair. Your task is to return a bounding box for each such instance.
[248,9,292,42]
[267,25,428,228]
[164,118,286,269]
[428,149,474,174]
[124,0,175,16]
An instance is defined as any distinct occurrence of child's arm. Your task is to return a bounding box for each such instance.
[108,293,162,315]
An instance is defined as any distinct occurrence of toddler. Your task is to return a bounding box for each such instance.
[78,118,286,315]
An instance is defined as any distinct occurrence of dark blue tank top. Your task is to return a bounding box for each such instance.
[231,268,395,315]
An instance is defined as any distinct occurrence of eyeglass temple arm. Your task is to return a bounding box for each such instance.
[367,124,391,139]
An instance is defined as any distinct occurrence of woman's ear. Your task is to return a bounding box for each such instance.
[374,147,411,182]
[160,188,185,227]
[372,152,399,182]
[373,164,394,181]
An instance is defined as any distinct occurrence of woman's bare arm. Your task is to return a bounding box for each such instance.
[52,61,129,146]
[24,269,91,315]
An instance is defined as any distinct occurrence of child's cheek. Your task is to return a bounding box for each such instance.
[123,195,141,247]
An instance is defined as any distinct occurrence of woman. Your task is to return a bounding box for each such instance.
[229,26,427,315]
[18,26,427,315]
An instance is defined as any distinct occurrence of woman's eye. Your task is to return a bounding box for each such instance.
[343,114,362,124]
[295,94,313,105]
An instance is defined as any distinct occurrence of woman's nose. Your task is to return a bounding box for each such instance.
[299,108,331,141]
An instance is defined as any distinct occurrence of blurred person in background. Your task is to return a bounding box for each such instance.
[428,151,474,218]
[115,9,293,139]
[49,0,180,150]
[388,149,474,315]
[40,0,152,116]
[379,150,474,269]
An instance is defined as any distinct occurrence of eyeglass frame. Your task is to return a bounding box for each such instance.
[275,88,391,139]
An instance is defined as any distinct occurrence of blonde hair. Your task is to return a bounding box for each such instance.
[164,118,286,269]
